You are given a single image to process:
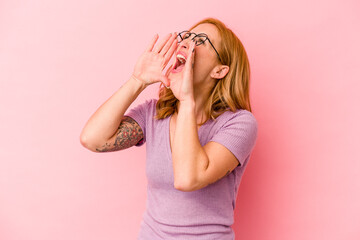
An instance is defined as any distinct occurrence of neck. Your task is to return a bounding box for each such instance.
[176,84,213,125]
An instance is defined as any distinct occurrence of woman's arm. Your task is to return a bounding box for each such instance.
[80,77,146,152]
[80,33,178,152]
[171,42,239,192]
[173,101,239,192]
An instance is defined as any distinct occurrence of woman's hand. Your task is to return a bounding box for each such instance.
[170,41,196,102]
[132,33,178,88]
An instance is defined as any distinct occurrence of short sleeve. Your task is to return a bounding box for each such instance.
[209,111,258,167]
[125,99,154,147]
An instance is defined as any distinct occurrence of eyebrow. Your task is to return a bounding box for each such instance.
[190,32,208,38]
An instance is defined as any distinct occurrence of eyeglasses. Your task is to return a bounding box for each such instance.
[177,30,221,62]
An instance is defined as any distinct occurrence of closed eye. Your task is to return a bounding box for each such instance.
[183,33,192,39]
[196,39,205,44]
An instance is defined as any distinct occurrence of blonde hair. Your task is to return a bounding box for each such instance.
[155,18,252,124]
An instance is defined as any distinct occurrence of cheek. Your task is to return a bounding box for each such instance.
[193,47,216,68]
[193,52,215,78]
[193,51,207,72]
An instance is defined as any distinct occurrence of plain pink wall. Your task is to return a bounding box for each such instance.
[1,0,359,239]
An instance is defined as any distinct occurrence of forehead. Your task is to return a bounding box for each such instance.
[190,23,220,44]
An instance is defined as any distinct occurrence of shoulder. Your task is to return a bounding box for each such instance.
[206,109,258,143]
[140,98,158,108]
[146,98,158,109]
[215,109,258,129]
[147,98,158,115]
[125,98,158,124]
[130,98,158,114]
[211,109,258,144]
[207,109,258,167]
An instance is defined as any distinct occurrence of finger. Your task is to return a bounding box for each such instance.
[160,75,170,88]
[185,41,196,73]
[163,38,178,68]
[165,64,173,77]
[160,33,177,56]
[153,33,172,53]
[146,34,159,52]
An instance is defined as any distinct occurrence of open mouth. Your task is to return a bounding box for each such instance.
[171,52,187,73]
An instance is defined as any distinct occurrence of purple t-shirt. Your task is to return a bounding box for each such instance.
[126,99,258,240]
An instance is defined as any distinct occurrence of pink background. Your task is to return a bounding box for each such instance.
[1,0,359,239]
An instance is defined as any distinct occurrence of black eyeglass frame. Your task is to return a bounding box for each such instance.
[177,30,222,62]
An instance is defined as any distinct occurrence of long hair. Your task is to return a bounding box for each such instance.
[155,18,252,124]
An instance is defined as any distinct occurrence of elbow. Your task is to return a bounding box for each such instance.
[174,179,199,192]
[79,134,99,152]
[174,182,193,192]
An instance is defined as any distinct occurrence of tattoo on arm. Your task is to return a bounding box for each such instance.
[96,116,144,152]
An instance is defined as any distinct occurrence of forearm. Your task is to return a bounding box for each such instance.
[80,76,146,148]
[172,100,209,190]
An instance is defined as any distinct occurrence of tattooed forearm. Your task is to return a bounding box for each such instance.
[96,116,143,152]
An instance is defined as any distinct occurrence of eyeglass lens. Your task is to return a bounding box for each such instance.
[177,31,207,46]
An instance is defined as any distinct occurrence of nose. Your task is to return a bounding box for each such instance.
[178,38,195,51]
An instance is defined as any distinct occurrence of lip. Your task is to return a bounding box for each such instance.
[176,51,187,60]
[170,50,188,74]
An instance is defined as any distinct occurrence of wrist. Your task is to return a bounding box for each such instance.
[129,75,147,91]
[179,99,195,110]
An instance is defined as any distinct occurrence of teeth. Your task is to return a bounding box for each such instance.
[176,54,186,64]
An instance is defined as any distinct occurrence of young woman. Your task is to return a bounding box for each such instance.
[80,18,258,240]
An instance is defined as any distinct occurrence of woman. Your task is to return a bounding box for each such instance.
[80,18,258,240]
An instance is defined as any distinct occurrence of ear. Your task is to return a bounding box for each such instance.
[210,65,229,80]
